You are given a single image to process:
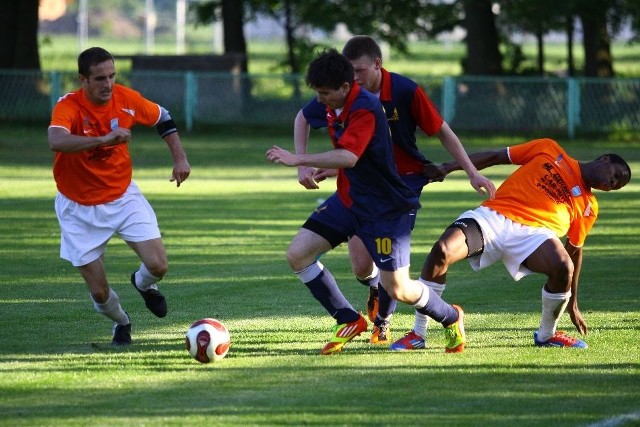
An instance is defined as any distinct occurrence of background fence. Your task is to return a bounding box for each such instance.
[1,70,639,137]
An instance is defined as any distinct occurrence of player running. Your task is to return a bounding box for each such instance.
[392,138,631,350]
[48,47,190,346]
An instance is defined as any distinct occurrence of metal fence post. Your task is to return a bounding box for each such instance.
[566,78,580,139]
[442,76,456,123]
[184,71,196,131]
[49,71,60,112]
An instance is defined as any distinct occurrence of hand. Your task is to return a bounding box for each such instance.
[102,128,131,146]
[469,173,497,200]
[170,159,191,187]
[423,162,447,183]
[313,168,337,182]
[298,166,319,189]
[568,306,588,335]
[266,145,297,167]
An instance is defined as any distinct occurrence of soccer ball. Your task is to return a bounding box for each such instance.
[185,318,231,363]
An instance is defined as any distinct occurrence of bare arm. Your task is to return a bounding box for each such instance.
[442,147,511,175]
[294,110,320,189]
[266,145,358,169]
[162,132,191,187]
[437,121,496,199]
[565,241,587,335]
[48,126,130,152]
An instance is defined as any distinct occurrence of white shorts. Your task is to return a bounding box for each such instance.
[458,206,558,281]
[55,182,161,267]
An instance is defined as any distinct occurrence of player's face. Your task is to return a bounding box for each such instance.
[80,60,116,105]
[349,55,382,93]
[591,157,629,191]
[314,83,350,110]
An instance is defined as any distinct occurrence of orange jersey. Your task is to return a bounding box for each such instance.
[482,138,597,247]
[49,84,161,205]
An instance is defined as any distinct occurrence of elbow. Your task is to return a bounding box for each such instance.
[344,158,358,168]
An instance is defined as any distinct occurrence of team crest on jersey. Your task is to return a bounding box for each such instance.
[571,186,582,196]
[388,107,400,122]
[110,118,119,130]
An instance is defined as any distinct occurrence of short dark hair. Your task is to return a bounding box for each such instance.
[78,47,114,77]
[342,35,382,62]
[305,49,354,90]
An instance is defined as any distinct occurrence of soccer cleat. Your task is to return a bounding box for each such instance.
[444,304,465,353]
[320,314,368,355]
[534,331,588,348]
[131,272,167,318]
[112,319,132,347]
[369,320,391,344]
[366,287,379,322]
[389,330,425,351]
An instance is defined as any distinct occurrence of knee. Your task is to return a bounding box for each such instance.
[430,240,454,267]
[382,282,400,301]
[547,256,574,290]
[147,259,168,279]
[286,247,306,272]
[90,288,110,304]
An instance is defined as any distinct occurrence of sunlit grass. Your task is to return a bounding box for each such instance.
[0,124,639,426]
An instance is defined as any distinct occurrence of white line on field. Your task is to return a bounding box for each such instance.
[585,411,640,427]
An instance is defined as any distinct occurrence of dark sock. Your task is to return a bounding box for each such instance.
[304,268,359,324]
[377,285,397,319]
[415,286,458,327]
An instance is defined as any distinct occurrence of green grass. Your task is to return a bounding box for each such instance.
[0,123,639,426]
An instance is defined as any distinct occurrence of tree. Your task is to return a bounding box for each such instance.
[0,0,40,70]
[576,0,614,77]
[462,0,502,75]
[191,0,248,73]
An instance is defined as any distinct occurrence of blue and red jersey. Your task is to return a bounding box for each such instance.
[378,68,443,175]
[303,82,420,220]
[304,68,443,177]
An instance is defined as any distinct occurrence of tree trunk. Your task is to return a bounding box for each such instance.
[536,23,544,76]
[0,0,40,70]
[462,0,502,75]
[221,0,248,73]
[566,15,575,77]
[284,0,299,75]
[580,10,614,77]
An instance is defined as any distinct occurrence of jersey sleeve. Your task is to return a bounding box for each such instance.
[336,109,375,158]
[122,86,162,127]
[508,138,561,166]
[301,97,328,129]
[566,196,598,247]
[49,94,77,131]
[411,86,443,137]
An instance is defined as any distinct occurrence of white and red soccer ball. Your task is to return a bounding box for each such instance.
[185,318,231,363]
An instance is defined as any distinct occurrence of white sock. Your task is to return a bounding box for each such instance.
[358,264,379,290]
[134,263,161,291]
[295,261,323,283]
[536,287,570,341]
[413,278,446,338]
[92,288,130,325]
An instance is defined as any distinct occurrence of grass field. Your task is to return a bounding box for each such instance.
[0,123,639,426]
[39,34,640,77]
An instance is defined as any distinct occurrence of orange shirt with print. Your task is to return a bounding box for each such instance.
[49,84,161,205]
[482,138,598,247]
